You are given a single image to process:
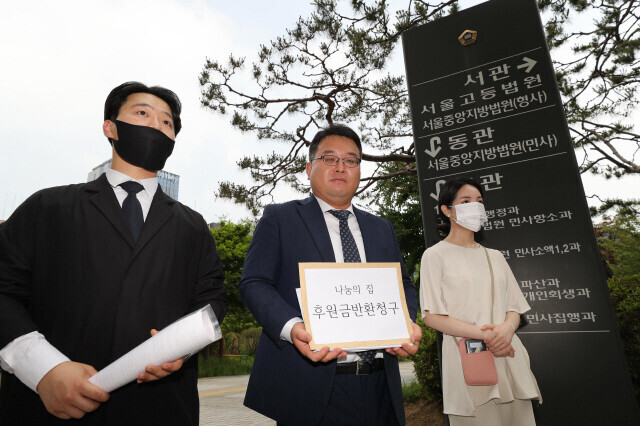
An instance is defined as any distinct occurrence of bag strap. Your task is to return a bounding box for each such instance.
[483,247,495,324]
[454,246,496,345]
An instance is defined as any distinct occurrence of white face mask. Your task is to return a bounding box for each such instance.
[450,202,487,232]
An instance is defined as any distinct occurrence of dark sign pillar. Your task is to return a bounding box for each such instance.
[402,0,639,423]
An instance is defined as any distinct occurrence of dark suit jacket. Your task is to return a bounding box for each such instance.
[0,173,226,425]
[239,195,417,425]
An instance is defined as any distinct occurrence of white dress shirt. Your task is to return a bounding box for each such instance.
[0,169,158,393]
[106,168,158,221]
[280,195,379,362]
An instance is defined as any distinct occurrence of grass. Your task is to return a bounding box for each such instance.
[402,381,424,403]
[198,354,254,378]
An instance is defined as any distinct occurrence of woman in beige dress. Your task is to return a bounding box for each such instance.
[420,177,541,425]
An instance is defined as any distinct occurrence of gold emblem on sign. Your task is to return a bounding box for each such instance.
[458,30,477,46]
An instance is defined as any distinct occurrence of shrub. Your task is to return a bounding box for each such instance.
[411,316,442,400]
[223,332,241,355]
[198,353,254,377]
[596,211,640,403]
[221,309,259,334]
[402,381,425,403]
[200,339,223,358]
[239,327,262,355]
[608,273,640,403]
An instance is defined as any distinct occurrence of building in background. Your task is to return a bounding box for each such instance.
[156,169,180,201]
[88,159,180,200]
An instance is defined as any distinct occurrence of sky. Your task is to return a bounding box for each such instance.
[1,0,638,223]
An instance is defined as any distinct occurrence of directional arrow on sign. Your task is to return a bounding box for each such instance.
[517,56,537,73]
[424,137,441,158]
[430,179,446,202]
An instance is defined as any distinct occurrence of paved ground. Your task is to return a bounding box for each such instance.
[198,361,416,426]
[198,374,273,425]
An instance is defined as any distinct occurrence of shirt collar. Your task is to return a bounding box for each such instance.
[314,194,355,215]
[105,168,158,198]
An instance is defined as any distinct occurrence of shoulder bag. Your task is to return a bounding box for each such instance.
[457,247,498,386]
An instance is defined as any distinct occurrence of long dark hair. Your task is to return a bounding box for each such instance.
[437,177,484,235]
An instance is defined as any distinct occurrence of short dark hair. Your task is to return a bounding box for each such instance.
[437,177,484,234]
[104,81,182,135]
[308,124,362,161]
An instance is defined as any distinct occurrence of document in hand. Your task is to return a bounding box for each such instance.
[89,304,222,392]
[299,263,413,350]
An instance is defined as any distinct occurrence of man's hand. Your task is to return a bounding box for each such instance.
[386,322,422,358]
[37,361,109,420]
[481,322,516,354]
[137,329,184,383]
[291,322,346,362]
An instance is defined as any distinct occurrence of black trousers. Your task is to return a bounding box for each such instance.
[277,368,401,426]
[321,369,400,426]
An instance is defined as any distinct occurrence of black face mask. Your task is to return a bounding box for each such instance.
[109,120,175,171]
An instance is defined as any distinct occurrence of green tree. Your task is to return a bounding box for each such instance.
[595,208,640,402]
[200,0,640,215]
[596,207,640,277]
[368,161,425,279]
[210,219,258,333]
[540,0,640,178]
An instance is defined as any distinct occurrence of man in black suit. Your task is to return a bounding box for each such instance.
[0,82,226,425]
[239,124,421,425]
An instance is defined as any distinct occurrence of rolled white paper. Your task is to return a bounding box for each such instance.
[89,304,222,392]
